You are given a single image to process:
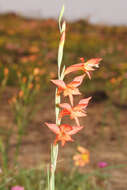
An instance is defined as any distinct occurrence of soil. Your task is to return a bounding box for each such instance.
[0,87,127,190]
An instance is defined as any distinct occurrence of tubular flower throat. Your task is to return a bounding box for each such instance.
[64,57,102,79]
[59,97,92,126]
[45,123,83,146]
[51,74,85,105]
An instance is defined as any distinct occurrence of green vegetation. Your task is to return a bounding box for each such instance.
[0,13,127,190]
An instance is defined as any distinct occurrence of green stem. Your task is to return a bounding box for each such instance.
[49,5,65,190]
[14,119,25,165]
[49,144,58,190]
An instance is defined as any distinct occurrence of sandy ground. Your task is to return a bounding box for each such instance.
[0,87,127,190]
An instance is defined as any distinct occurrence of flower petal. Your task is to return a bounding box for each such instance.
[45,123,60,134]
[60,124,72,132]
[59,103,72,111]
[69,74,86,87]
[51,79,66,89]
[59,109,71,118]
[86,58,102,67]
[69,94,74,106]
[68,126,83,135]
[64,63,84,75]
[78,97,92,107]
[74,117,80,126]
[77,146,89,154]
[80,57,85,62]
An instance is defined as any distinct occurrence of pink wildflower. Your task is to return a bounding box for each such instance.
[11,186,24,190]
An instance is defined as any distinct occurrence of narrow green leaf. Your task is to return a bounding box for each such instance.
[61,21,66,33]
[60,65,65,80]
[58,21,66,78]
[58,46,63,77]
[59,5,65,33]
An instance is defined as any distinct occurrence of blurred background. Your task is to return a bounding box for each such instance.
[0,0,127,24]
[0,1,127,190]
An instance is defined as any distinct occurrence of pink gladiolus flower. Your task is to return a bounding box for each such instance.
[98,162,108,168]
[45,123,83,146]
[11,186,24,190]
[51,74,85,105]
[59,97,92,126]
[64,57,102,79]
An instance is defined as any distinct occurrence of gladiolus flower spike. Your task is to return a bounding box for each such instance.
[51,74,85,106]
[45,123,83,146]
[59,97,92,126]
[64,57,102,79]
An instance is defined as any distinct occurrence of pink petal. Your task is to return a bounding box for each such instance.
[78,97,92,105]
[11,186,24,190]
[86,58,102,67]
[64,63,84,75]
[45,123,60,134]
[98,162,108,168]
[68,126,83,135]
[51,80,66,89]
[77,146,89,154]
[72,88,81,95]
[59,103,72,111]
[69,74,86,87]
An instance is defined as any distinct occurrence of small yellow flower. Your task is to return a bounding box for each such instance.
[73,146,90,167]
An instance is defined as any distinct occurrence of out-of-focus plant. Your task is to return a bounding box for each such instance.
[0,66,43,173]
[0,165,117,190]
[0,66,10,173]
[106,76,127,106]
[105,62,127,106]
[9,67,42,163]
[0,66,9,99]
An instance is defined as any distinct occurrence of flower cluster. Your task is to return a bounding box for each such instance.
[45,57,102,146]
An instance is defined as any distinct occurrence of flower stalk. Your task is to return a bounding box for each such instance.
[46,4,102,190]
[49,5,66,190]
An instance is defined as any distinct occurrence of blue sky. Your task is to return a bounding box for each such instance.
[0,0,127,25]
